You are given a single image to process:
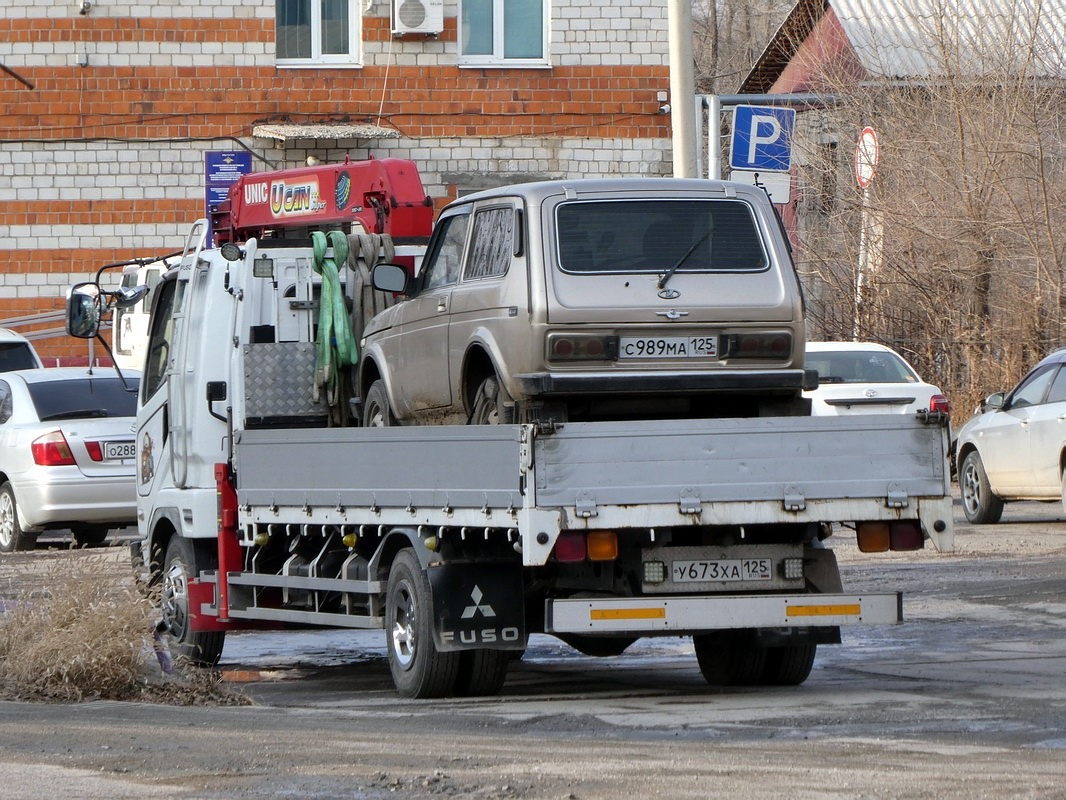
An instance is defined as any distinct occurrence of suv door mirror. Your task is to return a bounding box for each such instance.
[981,392,1006,412]
[372,264,411,295]
[66,282,103,338]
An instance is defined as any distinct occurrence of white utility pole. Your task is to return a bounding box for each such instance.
[667,0,696,177]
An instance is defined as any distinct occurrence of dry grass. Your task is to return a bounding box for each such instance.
[0,551,249,705]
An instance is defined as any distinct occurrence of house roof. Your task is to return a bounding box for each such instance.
[739,0,1066,93]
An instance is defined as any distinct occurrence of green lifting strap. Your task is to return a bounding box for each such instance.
[310,230,357,416]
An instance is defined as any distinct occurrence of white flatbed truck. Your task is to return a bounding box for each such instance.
[66,164,953,698]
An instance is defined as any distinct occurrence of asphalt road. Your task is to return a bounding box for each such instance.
[0,497,1063,799]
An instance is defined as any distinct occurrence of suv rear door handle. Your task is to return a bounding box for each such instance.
[437,299,448,312]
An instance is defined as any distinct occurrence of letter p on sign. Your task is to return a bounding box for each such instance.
[730,105,796,173]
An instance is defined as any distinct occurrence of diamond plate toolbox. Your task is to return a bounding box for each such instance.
[243,342,326,420]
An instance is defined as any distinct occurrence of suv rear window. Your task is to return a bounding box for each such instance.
[0,343,40,372]
[556,199,768,275]
[29,377,140,421]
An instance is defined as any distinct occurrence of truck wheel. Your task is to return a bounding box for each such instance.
[71,524,109,548]
[469,375,514,425]
[385,549,460,698]
[161,535,225,667]
[454,649,509,697]
[693,630,767,686]
[960,451,1004,524]
[0,482,36,552]
[760,643,817,686]
[363,380,396,427]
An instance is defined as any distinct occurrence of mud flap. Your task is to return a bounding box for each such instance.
[429,561,526,651]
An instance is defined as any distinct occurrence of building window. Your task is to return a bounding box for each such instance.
[277,0,361,66]
[460,0,547,66]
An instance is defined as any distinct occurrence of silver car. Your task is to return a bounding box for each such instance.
[954,348,1066,523]
[358,178,810,425]
[0,368,140,550]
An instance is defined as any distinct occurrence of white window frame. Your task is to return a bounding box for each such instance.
[458,0,550,68]
[276,0,363,68]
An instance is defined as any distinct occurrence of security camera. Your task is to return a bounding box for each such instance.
[78,0,92,15]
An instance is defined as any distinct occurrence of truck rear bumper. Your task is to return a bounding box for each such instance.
[545,592,902,635]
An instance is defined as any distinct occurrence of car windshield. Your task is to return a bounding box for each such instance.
[29,377,139,421]
[555,199,768,274]
[807,351,918,384]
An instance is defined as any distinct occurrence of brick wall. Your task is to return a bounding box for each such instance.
[0,0,672,357]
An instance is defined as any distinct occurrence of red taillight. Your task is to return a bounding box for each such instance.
[85,441,104,462]
[547,334,618,362]
[724,332,793,359]
[554,531,587,562]
[929,394,950,414]
[31,431,76,466]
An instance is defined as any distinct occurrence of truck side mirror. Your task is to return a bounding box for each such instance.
[371,263,411,295]
[66,282,103,338]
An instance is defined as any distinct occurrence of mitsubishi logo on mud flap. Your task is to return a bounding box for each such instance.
[461,586,496,619]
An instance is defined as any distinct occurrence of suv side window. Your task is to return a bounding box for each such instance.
[465,206,514,281]
[1007,364,1056,409]
[0,380,11,424]
[420,213,470,291]
[1044,365,1066,404]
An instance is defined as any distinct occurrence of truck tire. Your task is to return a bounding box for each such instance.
[468,375,514,425]
[760,643,817,686]
[960,450,1004,524]
[385,549,460,698]
[363,380,396,427]
[693,630,767,686]
[0,482,36,552]
[71,524,109,548]
[455,649,509,697]
[161,535,225,667]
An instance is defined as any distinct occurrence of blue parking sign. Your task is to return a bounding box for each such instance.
[730,106,796,173]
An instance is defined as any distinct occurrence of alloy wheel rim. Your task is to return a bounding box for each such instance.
[390,582,416,669]
[0,493,12,548]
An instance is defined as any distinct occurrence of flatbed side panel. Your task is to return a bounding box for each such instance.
[233,426,525,511]
[546,592,903,635]
[534,416,948,507]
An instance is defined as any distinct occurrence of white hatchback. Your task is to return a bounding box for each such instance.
[804,342,949,417]
[0,367,140,551]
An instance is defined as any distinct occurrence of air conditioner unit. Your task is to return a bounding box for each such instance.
[392,0,444,35]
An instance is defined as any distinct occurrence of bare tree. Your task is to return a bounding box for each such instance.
[692,1,793,93]
[789,1,1065,414]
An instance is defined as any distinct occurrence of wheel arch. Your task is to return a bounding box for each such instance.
[357,350,385,402]
[461,341,510,416]
[370,527,430,581]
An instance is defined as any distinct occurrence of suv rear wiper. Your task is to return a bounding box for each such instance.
[657,229,714,290]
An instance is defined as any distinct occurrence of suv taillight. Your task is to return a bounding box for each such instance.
[721,332,792,359]
[31,431,76,466]
[547,333,619,362]
[929,394,950,414]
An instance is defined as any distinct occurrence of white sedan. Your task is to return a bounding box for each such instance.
[804,342,950,416]
[0,367,140,551]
